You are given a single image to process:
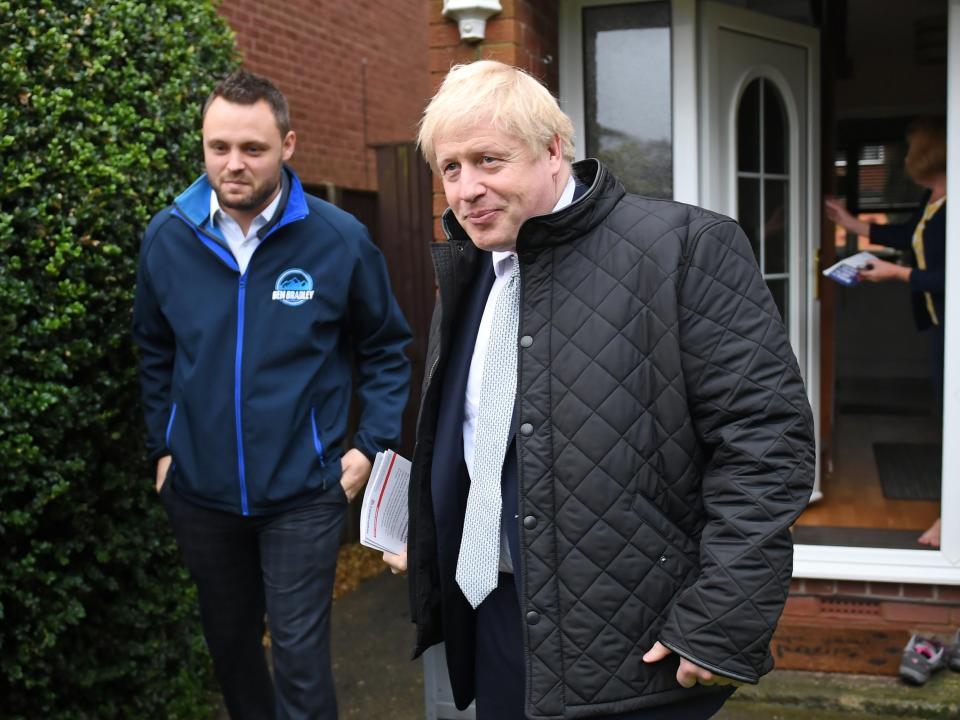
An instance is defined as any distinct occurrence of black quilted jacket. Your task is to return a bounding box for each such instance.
[408,160,815,719]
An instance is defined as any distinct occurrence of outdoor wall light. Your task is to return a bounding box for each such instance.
[442,0,503,43]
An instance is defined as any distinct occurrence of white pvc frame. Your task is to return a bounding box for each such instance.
[559,0,960,584]
[793,0,959,584]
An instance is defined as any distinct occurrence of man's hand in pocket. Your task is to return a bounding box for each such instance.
[339,448,372,501]
[156,455,172,493]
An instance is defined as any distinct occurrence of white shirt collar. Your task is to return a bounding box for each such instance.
[491,175,577,278]
[491,250,516,278]
[552,174,576,213]
[209,185,283,234]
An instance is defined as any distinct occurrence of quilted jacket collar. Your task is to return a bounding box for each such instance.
[439,159,626,255]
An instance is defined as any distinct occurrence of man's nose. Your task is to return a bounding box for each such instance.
[225,151,246,173]
[457,165,486,203]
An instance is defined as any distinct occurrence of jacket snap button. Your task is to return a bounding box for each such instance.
[659,555,667,564]
[520,335,533,348]
[526,611,540,625]
[523,515,537,529]
[520,423,533,436]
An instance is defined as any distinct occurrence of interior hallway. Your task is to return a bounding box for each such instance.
[794,377,940,548]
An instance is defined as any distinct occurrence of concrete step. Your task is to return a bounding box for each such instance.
[718,668,960,719]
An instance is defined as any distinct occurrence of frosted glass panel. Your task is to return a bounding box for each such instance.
[584,2,672,198]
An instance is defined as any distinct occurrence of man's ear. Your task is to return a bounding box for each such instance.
[282,130,297,162]
[546,132,563,173]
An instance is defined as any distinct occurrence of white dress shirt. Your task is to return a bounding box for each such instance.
[462,174,577,572]
[210,188,283,275]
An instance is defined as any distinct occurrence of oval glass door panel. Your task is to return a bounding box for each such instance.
[737,77,789,327]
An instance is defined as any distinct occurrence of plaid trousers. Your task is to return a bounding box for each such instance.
[161,479,348,720]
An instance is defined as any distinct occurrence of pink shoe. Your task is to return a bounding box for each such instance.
[900,635,945,685]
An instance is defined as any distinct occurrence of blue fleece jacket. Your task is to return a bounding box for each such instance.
[133,168,411,515]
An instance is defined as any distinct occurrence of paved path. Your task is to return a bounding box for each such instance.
[332,570,425,719]
[218,570,959,720]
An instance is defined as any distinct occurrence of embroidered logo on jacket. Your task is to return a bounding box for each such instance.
[272,268,315,306]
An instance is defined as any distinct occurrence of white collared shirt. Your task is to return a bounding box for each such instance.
[209,188,282,275]
[462,174,577,572]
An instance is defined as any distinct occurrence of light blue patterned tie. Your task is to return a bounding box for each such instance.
[456,255,520,609]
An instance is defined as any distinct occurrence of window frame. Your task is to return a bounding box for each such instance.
[560,0,700,204]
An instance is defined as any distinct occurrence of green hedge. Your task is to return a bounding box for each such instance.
[0,1,237,716]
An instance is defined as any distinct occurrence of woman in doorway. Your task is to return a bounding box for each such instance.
[825,116,946,548]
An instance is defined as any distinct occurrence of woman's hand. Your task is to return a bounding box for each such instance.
[858,258,911,283]
[825,197,870,238]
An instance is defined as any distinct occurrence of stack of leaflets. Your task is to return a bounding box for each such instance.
[359,450,411,556]
[821,251,879,286]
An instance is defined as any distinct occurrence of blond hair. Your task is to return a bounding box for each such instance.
[417,61,575,171]
[905,116,946,183]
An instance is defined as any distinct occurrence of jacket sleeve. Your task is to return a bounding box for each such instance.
[131,230,176,462]
[657,219,816,683]
[347,230,413,460]
[908,208,946,293]
[909,266,945,294]
[871,205,945,293]
[868,203,923,251]
[868,220,913,250]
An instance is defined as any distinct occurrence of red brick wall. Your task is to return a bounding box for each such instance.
[775,579,960,674]
[785,579,960,628]
[219,1,430,191]
[427,0,558,93]
[427,0,559,238]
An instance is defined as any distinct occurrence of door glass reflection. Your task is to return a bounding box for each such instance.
[584,2,672,198]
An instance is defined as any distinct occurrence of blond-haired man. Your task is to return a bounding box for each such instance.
[386,61,815,720]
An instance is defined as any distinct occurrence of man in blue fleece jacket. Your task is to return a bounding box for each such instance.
[133,69,411,720]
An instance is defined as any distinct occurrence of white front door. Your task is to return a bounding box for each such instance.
[699,1,821,499]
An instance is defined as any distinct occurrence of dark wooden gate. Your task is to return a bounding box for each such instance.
[372,142,435,458]
[324,144,435,543]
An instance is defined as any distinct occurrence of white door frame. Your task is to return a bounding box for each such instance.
[559,0,960,584]
[791,0,960,583]
[836,0,960,584]
[699,0,958,584]
[941,0,960,574]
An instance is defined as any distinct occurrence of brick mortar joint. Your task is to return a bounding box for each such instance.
[792,592,960,607]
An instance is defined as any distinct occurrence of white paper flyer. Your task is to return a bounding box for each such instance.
[821,251,880,286]
[359,450,411,556]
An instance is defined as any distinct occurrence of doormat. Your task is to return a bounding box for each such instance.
[873,443,941,500]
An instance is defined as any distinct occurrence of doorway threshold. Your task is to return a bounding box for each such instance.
[792,525,937,550]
